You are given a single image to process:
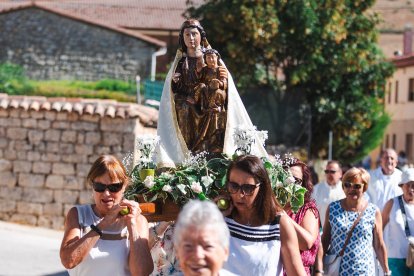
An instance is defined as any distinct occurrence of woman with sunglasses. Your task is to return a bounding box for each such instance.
[220,155,306,275]
[320,167,390,275]
[60,155,153,276]
[284,159,320,276]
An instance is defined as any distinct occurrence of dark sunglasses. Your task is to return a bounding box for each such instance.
[92,182,123,193]
[293,176,303,185]
[324,170,337,174]
[227,181,260,196]
[343,182,364,190]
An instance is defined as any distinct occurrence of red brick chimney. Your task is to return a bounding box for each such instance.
[403,24,413,56]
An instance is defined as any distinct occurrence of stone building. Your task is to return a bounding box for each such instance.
[0,2,166,81]
[0,93,157,229]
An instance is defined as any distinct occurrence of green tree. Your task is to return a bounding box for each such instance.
[187,0,394,163]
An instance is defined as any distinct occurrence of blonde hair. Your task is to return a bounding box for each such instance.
[342,167,370,192]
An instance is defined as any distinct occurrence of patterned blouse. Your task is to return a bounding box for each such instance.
[327,200,376,275]
[150,224,181,276]
[286,200,320,276]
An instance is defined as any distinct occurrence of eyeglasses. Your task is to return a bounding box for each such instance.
[343,182,364,190]
[227,181,260,196]
[293,176,303,185]
[324,170,337,174]
[92,182,123,193]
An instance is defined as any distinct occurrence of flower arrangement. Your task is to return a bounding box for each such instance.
[125,150,230,206]
[233,125,268,155]
[124,127,307,213]
[135,135,160,170]
[265,154,307,213]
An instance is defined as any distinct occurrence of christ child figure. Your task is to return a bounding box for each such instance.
[196,49,228,112]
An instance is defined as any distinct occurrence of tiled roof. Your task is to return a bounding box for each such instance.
[0,1,167,47]
[0,93,158,127]
[0,0,204,31]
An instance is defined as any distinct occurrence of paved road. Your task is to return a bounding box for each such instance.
[0,221,68,276]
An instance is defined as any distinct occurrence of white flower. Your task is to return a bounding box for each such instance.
[160,172,173,179]
[162,185,172,192]
[256,130,268,147]
[201,176,214,187]
[275,180,283,188]
[177,184,187,195]
[233,125,265,155]
[143,176,156,188]
[135,135,160,167]
[190,181,203,193]
[182,152,208,169]
[284,176,296,185]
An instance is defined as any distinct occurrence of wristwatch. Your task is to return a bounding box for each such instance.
[90,224,103,237]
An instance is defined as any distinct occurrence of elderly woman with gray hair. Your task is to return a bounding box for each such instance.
[173,200,232,276]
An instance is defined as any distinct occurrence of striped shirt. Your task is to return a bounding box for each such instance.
[222,216,283,276]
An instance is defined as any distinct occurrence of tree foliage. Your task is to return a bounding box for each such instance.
[187,0,394,163]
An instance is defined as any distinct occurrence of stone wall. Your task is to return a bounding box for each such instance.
[0,7,162,81]
[0,94,157,229]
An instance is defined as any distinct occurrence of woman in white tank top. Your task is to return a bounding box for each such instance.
[382,168,414,276]
[60,155,153,276]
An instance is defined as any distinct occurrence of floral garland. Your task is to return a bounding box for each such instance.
[124,127,307,212]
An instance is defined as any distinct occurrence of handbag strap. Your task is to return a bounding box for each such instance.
[398,195,411,237]
[339,201,368,257]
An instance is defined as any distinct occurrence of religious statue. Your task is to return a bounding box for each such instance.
[156,19,267,167]
[170,19,218,152]
[192,48,228,152]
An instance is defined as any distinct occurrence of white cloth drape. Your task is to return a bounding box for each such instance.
[155,50,268,167]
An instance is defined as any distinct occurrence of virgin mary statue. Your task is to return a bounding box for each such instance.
[156,19,267,167]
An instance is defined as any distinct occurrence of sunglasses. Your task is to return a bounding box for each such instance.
[92,182,123,193]
[293,176,303,185]
[325,170,337,174]
[227,181,260,196]
[343,182,364,190]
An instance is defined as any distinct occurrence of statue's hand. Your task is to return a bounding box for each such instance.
[172,73,181,83]
[209,79,221,90]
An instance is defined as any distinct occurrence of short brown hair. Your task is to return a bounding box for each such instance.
[342,167,370,192]
[86,155,129,187]
[227,155,281,224]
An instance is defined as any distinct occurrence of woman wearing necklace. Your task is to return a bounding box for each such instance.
[220,155,306,275]
[382,168,414,275]
[321,167,390,275]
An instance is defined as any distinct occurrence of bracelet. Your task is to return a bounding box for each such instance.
[90,224,103,237]
[314,269,324,274]
[384,271,392,276]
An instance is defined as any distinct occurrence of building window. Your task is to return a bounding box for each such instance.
[409,78,414,101]
[392,134,396,149]
[388,82,392,104]
[407,133,413,161]
[395,81,399,103]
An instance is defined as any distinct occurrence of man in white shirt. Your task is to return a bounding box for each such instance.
[367,148,403,211]
[312,160,345,227]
